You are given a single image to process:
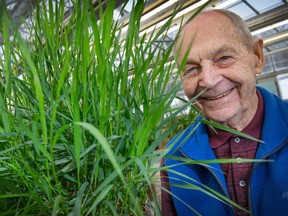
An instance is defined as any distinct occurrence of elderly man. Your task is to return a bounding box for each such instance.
[161,9,288,216]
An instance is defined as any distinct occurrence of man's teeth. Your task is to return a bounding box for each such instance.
[205,89,233,101]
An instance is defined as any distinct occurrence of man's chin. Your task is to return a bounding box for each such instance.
[202,111,234,126]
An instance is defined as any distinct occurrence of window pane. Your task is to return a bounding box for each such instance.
[228,3,256,20]
[257,81,279,96]
[263,55,274,74]
[246,0,283,13]
[272,52,288,71]
[277,74,288,100]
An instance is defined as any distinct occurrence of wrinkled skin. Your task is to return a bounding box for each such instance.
[175,11,265,131]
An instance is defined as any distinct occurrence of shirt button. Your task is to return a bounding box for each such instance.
[239,180,246,187]
[235,137,241,143]
[236,157,242,163]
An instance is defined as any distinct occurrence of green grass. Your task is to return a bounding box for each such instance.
[0,0,188,215]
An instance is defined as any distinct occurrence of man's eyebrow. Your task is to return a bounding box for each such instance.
[212,46,238,56]
[185,59,198,65]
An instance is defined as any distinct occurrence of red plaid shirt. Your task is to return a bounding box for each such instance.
[161,90,264,215]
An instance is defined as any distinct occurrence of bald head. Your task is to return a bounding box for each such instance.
[175,9,254,56]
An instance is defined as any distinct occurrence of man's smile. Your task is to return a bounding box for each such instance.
[202,87,235,101]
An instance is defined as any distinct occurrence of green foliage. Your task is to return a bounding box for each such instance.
[0,0,187,215]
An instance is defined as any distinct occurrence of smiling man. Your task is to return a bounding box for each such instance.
[161,9,288,216]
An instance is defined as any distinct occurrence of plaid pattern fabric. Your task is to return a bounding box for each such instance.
[161,167,178,216]
[212,135,259,215]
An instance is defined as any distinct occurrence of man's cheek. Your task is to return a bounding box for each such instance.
[184,89,195,100]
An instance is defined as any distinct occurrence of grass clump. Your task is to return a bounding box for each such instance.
[0,0,187,215]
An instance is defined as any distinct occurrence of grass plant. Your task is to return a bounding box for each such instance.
[0,0,189,215]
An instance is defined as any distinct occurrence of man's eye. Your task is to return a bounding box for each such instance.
[183,67,198,78]
[219,56,231,61]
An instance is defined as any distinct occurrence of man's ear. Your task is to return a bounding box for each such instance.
[253,38,265,74]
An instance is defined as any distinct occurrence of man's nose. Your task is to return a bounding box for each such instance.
[198,64,221,88]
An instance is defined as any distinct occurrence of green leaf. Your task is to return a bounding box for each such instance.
[73,182,89,216]
[75,122,126,183]
[201,119,264,143]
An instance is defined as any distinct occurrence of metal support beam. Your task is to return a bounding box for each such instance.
[246,3,288,32]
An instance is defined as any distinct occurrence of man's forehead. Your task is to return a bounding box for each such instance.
[183,11,231,31]
[175,12,236,50]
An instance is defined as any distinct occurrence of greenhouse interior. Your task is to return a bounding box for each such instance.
[0,0,287,215]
